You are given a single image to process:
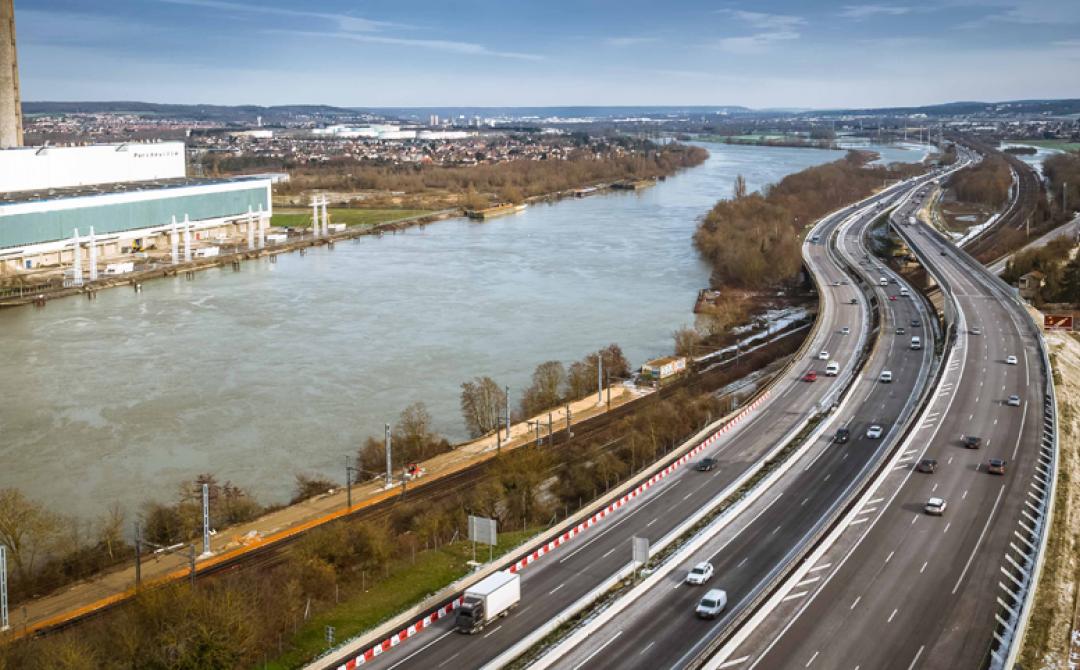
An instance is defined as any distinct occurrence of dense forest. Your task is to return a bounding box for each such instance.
[949,155,1013,210]
[693,151,924,289]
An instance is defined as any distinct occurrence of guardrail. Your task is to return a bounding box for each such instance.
[685,185,953,669]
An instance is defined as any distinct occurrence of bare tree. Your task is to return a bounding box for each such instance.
[0,488,61,580]
[520,361,566,417]
[460,376,506,438]
[733,174,747,199]
[673,326,702,358]
[395,402,436,462]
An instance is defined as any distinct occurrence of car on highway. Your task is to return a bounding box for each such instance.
[840,326,850,335]
[987,459,1007,475]
[910,336,922,350]
[911,319,920,327]
[924,497,947,515]
[834,427,851,444]
[866,424,884,439]
[1007,395,1021,407]
[889,295,897,301]
[694,457,718,472]
[971,326,982,335]
[916,458,937,473]
[818,351,829,360]
[686,562,714,585]
[1006,355,1018,365]
[849,297,858,305]
[696,589,728,619]
[879,277,889,286]
[879,370,893,383]
[895,327,905,335]
[964,435,983,449]
[803,370,817,382]
[825,361,839,376]
[900,287,909,297]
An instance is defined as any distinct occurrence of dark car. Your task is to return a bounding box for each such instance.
[895,327,906,335]
[849,298,858,305]
[911,319,920,327]
[695,457,718,472]
[916,458,937,473]
[963,435,983,449]
[987,458,1007,475]
[834,428,851,444]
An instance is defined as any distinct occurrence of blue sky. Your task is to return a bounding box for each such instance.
[16,0,1080,108]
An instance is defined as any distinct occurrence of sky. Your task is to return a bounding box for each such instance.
[15,0,1080,109]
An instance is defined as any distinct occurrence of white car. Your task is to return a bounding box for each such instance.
[696,588,728,619]
[866,424,884,439]
[1006,355,1018,365]
[685,562,714,585]
[879,370,893,383]
[1007,394,1021,407]
[924,497,947,515]
[839,327,850,335]
[818,351,829,360]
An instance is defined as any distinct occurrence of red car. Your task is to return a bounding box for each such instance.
[803,370,817,382]
[888,295,897,301]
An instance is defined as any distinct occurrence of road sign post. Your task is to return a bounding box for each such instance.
[632,536,649,580]
[469,515,498,564]
[1043,314,1074,331]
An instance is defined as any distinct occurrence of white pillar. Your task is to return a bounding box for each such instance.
[88,227,98,281]
[321,197,329,236]
[246,206,255,250]
[311,198,320,238]
[170,216,179,264]
[71,228,83,287]
[256,204,266,249]
[183,215,192,262]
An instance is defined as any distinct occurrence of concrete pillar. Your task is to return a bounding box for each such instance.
[256,204,265,249]
[321,197,329,236]
[311,198,320,238]
[170,215,179,264]
[246,206,255,250]
[88,227,98,281]
[0,0,22,149]
[183,214,192,262]
[70,228,83,287]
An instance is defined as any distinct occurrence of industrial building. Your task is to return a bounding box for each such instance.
[0,0,273,286]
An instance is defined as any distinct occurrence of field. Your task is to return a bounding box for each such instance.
[271,208,436,228]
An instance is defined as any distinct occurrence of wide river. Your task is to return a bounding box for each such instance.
[1,141,924,518]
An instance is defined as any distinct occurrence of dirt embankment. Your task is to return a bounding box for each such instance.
[1020,329,1080,669]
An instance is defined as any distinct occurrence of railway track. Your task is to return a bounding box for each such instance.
[29,324,810,639]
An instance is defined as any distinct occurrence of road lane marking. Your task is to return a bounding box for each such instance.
[886,551,895,563]
[737,557,749,568]
[962,490,968,499]
[796,576,822,587]
[437,653,460,668]
[483,625,502,638]
[944,522,951,534]
[920,561,928,573]
[907,645,926,670]
[888,608,898,623]
[717,657,750,669]
[805,651,819,667]
[850,596,861,609]
[386,630,456,670]
[639,641,656,656]
[782,590,808,602]
[952,485,1006,594]
[572,630,624,670]
[809,563,832,572]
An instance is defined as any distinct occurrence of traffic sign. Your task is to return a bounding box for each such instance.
[1044,314,1074,331]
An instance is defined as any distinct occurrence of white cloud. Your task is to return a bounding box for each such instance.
[604,37,660,47]
[712,9,804,54]
[158,0,407,32]
[838,5,917,20]
[719,10,806,31]
[714,31,800,54]
[284,30,543,61]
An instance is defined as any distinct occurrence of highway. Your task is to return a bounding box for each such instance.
[718,163,1049,670]
[548,178,939,670]
[324,181,925,670]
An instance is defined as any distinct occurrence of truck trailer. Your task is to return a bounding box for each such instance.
[455,570,521,634]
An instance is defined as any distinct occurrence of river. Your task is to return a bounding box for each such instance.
[0,141,926,518]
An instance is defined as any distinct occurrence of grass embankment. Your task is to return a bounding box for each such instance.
[271,208,435,228]
[266,529,533,670]
[1018,332,1080,669]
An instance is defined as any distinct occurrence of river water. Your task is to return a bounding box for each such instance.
[0,141,925,518]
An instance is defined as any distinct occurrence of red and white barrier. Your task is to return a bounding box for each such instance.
[335,391,770,669]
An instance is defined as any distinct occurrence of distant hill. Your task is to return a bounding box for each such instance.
[806,99,1080,118]
[22,101,365,123]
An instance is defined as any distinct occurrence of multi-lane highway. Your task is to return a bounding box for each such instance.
[325,179,931,670]
[548,180,940,670]
[716,162,1050,670]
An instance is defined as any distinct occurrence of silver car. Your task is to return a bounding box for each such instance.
[1007,395,1021,407]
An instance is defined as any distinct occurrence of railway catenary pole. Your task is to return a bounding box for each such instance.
[384,423,392,488]
[597,351,603,404]
[201,483,210,556]
[1,544,8,632]
[505,386,511,437]
[134,522,142,590]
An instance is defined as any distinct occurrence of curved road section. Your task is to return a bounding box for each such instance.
[321,180,926,670]
[713,164,1050,670]
[544,180,940,670]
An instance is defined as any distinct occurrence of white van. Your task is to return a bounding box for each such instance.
[696,589,728,619]
[900,287,909,297]
[879,277,889,286]
[880,370,893,383]
[911,336,922,350]
[825,361,840,376]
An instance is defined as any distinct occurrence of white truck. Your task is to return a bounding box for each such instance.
[907,215,916,226]
[455,570,521,634]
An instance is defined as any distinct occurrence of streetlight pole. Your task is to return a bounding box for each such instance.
[201,483,211,557]
[384,423,392,489]
[345,455,357,510]
[1,544,8,632]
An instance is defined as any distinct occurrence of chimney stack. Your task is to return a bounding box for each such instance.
[0,0,22,149]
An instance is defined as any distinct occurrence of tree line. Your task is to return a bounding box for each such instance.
[693,151,926,290]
